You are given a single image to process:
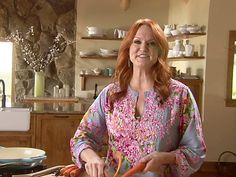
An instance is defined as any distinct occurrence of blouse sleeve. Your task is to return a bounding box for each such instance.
[70,87,108,168]
[170,87,206,177]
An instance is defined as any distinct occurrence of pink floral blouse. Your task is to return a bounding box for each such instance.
[70,79,206,177]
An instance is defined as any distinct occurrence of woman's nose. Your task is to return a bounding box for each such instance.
[140,42,148,51]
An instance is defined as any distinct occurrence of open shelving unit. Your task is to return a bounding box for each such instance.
[79,33,206,110]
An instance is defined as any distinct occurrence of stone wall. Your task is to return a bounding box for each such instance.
[0,0,76,101]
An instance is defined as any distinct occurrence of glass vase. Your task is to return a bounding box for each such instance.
[34,71,45,97]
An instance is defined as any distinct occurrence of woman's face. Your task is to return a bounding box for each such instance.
[129,25,159,69]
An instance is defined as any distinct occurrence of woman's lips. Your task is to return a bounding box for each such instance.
[137,54,149,58]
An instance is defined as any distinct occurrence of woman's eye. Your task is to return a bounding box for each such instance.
[147,41,157,47]
[133,40,141,45]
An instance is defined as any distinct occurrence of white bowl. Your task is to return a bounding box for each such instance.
[93,68,102,75]
[170,29,180,36]
[178,25,189,34]
[85,69,93,75]
[87,26,104,37]
[187,25,201,33]
[87,26,98,31]
[0,147,46,162]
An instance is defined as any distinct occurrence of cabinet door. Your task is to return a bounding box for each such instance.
[0,116,35,147]
[35,114,83,167]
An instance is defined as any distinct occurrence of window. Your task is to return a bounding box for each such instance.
[233,45,236,99]
[226,31,236,106]
[0,41,13,107]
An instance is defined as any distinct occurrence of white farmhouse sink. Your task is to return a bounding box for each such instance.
[0,107,31,131]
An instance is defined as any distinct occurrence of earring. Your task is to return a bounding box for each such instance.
[128,59,131,67]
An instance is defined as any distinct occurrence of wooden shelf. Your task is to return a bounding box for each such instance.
[80,55,117,59]
[81,33,206,42]
[168,56,205,60]
[167,32,206,42]
[23,96,80,103]
[80,55,204,60]
[80,74,112,78]
[81,36,122,40]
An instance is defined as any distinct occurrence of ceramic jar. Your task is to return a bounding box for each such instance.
[164,25,172,37]
[185,40,194,57]
[173,40,185,57]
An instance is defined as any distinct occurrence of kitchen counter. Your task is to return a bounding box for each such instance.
[11,97,94,114]
[30,102,91,114]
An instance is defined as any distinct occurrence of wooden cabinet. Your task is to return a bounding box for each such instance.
[0,112,84,167]
[179,79,203,113]
[0,117,35,147]
[34,113,83,167]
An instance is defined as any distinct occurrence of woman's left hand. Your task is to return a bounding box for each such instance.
[139,152,176,175]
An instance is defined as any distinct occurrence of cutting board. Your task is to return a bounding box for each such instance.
[42,171,90,177]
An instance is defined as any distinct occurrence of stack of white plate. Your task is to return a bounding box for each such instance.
[79,51,97,57]
[0,147,46,169]
[99,48,118,57]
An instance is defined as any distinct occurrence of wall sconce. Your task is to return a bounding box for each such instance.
[120,0,130,11]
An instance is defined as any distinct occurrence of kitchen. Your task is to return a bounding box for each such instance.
[0,0,235,176]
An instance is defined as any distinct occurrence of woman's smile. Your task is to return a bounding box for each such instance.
[137,53,150,58]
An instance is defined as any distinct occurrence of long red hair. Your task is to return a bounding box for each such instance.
[109,18,171,107]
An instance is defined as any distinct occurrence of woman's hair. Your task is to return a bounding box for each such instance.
[109,18,171,108]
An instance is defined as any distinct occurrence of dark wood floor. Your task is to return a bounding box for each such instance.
[190,161,236,177]
[191,172,222,177]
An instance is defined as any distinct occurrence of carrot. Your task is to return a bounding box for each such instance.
[63,166,78,177]
[60,164,75,174]
[121,162,146,177]
[70,168,83,177]
[113,151,122,177]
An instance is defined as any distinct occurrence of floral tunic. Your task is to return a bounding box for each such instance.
[70,79,206,177]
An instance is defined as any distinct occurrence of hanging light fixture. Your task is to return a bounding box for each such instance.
[120,0,130,11]
[183,0,190,3]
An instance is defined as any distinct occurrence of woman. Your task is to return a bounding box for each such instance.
[70,18,206,177]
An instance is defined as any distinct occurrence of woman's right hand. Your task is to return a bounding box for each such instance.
[85,156,106,177]
[81,148,107,177]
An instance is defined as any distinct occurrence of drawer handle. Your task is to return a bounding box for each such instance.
[54,115,70,118]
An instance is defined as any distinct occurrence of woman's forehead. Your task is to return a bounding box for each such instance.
[134,25,155,40]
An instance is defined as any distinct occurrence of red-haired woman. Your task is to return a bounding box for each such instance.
[70,19,206,177]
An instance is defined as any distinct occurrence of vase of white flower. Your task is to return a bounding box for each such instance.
[34,71,45,97]
[9,26,67,73]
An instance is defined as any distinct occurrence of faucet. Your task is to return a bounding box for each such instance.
[93,83,98,99]
[0,79,6,108]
